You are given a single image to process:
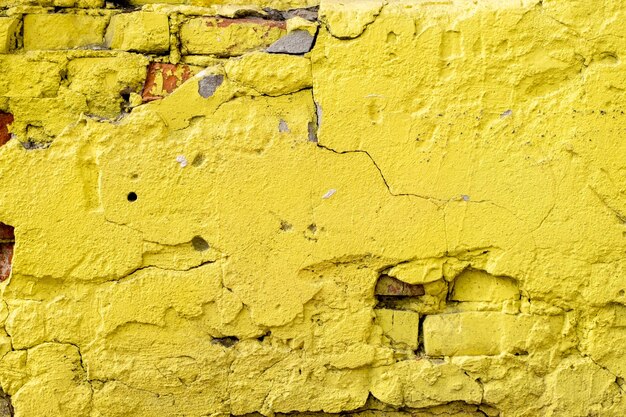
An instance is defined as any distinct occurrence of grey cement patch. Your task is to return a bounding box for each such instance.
[267,31,315,55]
[198,74,225,98]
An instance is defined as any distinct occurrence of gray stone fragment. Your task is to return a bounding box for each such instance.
[307,121,317,142]
[267,30,315,55]
[0,389,12,417]
[278,119,290,132]
[282,7,318,21]
[198,74,224,98]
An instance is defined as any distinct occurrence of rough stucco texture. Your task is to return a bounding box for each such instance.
[0,0,625,416]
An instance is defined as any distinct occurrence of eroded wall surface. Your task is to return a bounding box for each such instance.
[0,0,625,416]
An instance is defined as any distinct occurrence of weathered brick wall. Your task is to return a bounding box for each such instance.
[0,0,624,416]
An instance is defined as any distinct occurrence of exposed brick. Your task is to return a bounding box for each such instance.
[0,223,14,282]
[0,113,14,147]
[0,244,12,282]
[105,12,169,53]
[23,14,108,50]
[450,269,519,302]
[180,17,286,56]
[0,18,20,54]
[423,312,564,356]
[375,308,419,349]
[0,223,14,241]
[2,0,103,7]
[141,62,201,102]
[375,274,425,297]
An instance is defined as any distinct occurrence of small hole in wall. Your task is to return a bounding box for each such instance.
[191,153,204,167]
[127,192,137,202]
[619,289,625,297]
[415,315,426,356]
[191,236,209,252]
[280,221,293,232]
[119,88,131,103]
[257,331,271,342]
[211,336,239,348]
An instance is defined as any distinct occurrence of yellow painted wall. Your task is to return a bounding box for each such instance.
[0,0,625,416]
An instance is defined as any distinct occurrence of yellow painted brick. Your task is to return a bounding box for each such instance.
[180,17,286,56]
[23,14,108,50]
[224,52,312,96]
[0,18,20,54]
[375,308,419,349]
[371,360,482,408]
[127,0,318,7]
[105,12,169,53]
[387,258,445,284]
[67,55,149,117]
[0,56,62,98]
[424,312,564,356]
[1,0,103,6]
[450,269,519,302]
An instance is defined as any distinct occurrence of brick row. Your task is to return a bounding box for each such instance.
[2,12,302,56]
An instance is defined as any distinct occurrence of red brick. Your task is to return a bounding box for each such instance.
[375,274,425,297]
[0,244,12,282]
[0,112,14,147]
[0,224,14,282]
[141,62,197,102]
[0,223,13,241]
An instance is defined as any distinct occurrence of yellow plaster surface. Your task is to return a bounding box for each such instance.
[450,269,519,302]
[0,0,624,416]
[23,14,109,50]
[105,12,170,53]
[180,17,286,56]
